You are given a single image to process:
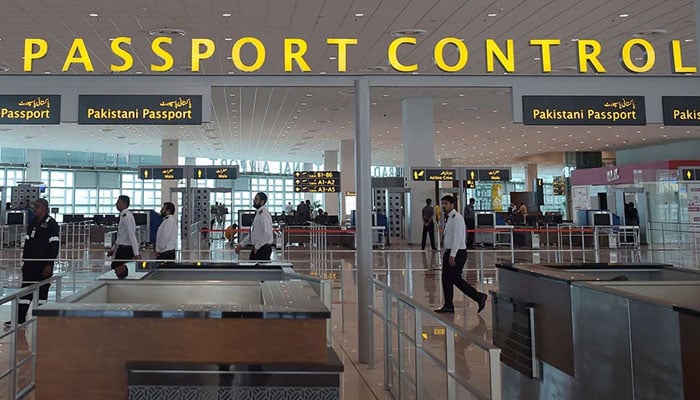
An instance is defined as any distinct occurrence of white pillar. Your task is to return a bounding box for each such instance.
[402,97,435,244]
[340,139,355,220]
[324,150,339,215]
[26,149,42,182]
[161,140,179,205]
[303,162,314,203]
[526,163,538,191]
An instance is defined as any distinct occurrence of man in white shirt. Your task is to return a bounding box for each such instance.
[155,202,177,260]
[434,195,487,314]
[107,195,140,278]
[235,192,274,260]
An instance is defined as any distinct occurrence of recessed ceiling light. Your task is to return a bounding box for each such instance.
[301,102,307,106]
[487,13,498,17]
[570,38,579,42]
[685,39,694,42]
[222,13,232,17]
[390,29,428,37]
[0,66,9,72]
[354,13,365,17]
[533,57,541,61]
[358,65,388,72]
[619,13,629,18]
[632,29,667,37]
[89,13,99,17]
[148,28,187,36]
[44,71,51,74]
[382,93,389,97]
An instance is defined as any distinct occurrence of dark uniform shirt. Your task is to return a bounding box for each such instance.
[422,205,434,222]
[23,214,60,263]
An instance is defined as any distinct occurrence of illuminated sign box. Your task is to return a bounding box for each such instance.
[139,167,183,180]
[478,169,510,181]
[523,95,646,125]
[680,168,700,181]
[294,171,341,193]
[662,97,700,126]
[78,95,202,125]
[0,95,60,125]
[193,166,239,179]
[411,168,457,181]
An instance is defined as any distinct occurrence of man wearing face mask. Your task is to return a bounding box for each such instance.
[155,202,177,260]
[235,192,274,260]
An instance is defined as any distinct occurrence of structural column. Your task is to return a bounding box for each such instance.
[354,79,372,364]
[26,149,42,182]
[161,140,179,205]
[340,139,355,219]
[324,150,339,215]
[402,98,435,244]
[526,163,538,191]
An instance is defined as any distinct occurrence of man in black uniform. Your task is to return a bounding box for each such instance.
[421,199,437,250]
[5,198,60,329]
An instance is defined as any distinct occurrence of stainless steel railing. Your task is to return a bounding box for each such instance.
[369,277,502,400]
[0,274,64,399]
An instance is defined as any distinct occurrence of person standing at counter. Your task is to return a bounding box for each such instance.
[464,198,476,248]
[235,192,274,260]
[5,198,59,329]
[107,195,140,279]
[155,202,177,260]
[434,195,487,314]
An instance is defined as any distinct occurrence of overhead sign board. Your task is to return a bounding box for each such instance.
[78,95,202,125]
[662,97,700,126]
[139,166,184,180]
[478,168,511,181]
[680,168,700,181]
[411,168,457,181]
[553,176,566,195]
[193,166,239,179]
[522,95,646,125]
[0,95,60,124]
[294,171,341,193]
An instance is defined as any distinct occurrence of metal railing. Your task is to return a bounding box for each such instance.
[0,274,63,399]
[369,277,502,400]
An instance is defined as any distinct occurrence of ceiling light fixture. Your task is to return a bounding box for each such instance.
[487,13,498,17]
[632,29,668,37]
[0,66,9,72]
[89,13,99,17]
[222,13,232,17]
[619,13,629,18]
[358,65,388,72]
[354,13,365,17]
[390,29,428,37]
[148,28,187,36]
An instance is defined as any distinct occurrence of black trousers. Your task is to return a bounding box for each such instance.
[19,262,52,324]
[249,244,273,261]
[111,245,134,278]
[421,221,436,249]
[466,218,475,246]
[156,250,176,260]
[441,249,482,308]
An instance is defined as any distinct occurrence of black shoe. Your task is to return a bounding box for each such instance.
[434,306,455,313]
[477,294,488,314]
[431,247,437,251]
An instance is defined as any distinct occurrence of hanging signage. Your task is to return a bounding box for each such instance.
[411,168,457,181]
[0,95,60,124]
[522,95,646,125]
[662,97,700,126]
[477,168,511,181]
[78,95,202,125]
[680,168,700,181]
[553,176,566,195]
[294,171,341,193]
[139,166,184,180]
[193,166,239,179]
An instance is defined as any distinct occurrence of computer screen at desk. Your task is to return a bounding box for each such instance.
[133,213,148,226]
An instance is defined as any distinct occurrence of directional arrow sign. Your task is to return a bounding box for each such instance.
[412,169,426,181]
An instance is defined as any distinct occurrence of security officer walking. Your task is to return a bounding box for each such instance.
[421,199,437,251]
[5,198,60,328]
[235,192,274,260]
[434,195,487,314]
[107,195,140,278]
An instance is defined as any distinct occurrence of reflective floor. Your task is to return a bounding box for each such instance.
[0,236,698,399]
